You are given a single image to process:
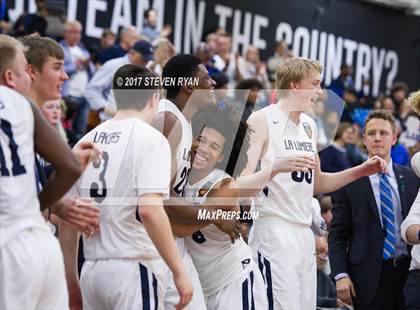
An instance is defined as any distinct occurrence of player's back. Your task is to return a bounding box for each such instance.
[0,86,47,247]
[76,118,170,261]
[258,104,317,226]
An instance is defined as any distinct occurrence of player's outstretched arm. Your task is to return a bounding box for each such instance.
[314,154,387,194]
[139,193,193,310]
[31,102,81,210]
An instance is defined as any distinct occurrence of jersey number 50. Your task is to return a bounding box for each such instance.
[291,169,313,184]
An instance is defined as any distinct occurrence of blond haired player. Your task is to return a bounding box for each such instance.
[240,57,388,309]
[0,34,81,309]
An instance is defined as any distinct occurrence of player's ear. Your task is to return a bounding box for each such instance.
[26,64,37,81]
[182,84,194,96]
[2,69,16,89]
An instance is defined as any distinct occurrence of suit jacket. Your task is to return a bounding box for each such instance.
[328,163,419,306]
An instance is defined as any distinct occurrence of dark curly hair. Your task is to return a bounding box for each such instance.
[192,105,251,178]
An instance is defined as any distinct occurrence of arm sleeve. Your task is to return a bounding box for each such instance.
[328,187,352,278]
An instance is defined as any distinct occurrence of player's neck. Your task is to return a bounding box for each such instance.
[113,109,151,123]
[171,96,197,121]
[189,168,212,184]
[26,88,48,107]
[277,101,301,125]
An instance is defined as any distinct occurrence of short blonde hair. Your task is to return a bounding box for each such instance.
[408,90,420,115]
[276,57,323,97]
[0,34,27,78]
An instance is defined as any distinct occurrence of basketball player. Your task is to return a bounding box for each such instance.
[240,57,387,309]
[61,64,193,310]
[153,54,241,309]
[0,34,82,309]
[19,34,100,234]
[183,106,267,309]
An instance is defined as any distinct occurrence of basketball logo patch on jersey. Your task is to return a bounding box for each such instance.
[198,181,213,197]
[303,122,312,139]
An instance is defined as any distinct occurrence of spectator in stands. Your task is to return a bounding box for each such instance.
[267,40,289,82]
[141,8,171,41]
[205,32,218,55]
[98,26,139,65]
[320,195,333,229]
[233,78,264,121]
[40,99,68,142]
[391,81,408,112]
[60,20,94,138]
[18,0,48,36]
[85,39,154,120]
[149,37,175,76]
[213,33,238,93]
[0,0,10,34]
[100,29,116,50]
[195,41,219,75]
[316,236,340,309]
[391,122,410,166]
[237,45,270,89]
[321,122,353,172]
[210,72,229,108]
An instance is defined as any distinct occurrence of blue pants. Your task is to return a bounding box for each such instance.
[404,271,420,310]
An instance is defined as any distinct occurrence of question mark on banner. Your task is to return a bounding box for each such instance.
[385,51,398,91]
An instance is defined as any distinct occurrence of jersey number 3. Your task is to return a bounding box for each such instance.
[0,119,26,177]
[90,151,109,203]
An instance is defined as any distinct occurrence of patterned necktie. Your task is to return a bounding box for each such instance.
[379,172,396,259]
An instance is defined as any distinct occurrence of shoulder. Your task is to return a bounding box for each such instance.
[247,109,267,127]
[394,163,417,178]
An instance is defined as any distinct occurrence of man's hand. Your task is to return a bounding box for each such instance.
[359,155,387,176]
[173,271,193,310]
[336,277,357,305]
[51,197,100,235]
[214,218,241,243]
[273,155,316,174]
[73,141,102,171]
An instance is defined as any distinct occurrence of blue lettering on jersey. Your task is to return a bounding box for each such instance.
[93,131,122,144]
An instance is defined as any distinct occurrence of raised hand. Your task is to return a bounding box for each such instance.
[359,155,387,176]
[73,141,102,171]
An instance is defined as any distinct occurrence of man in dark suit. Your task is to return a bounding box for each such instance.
[328,110,420,310]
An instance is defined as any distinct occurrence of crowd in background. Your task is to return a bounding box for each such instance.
[1,1,419,309]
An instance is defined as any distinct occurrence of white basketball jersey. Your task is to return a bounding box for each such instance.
[157,99,193,256]
[73,118,171,261]
[257,104,317,226]
[0,86,48,247]
[184,169,253,296]
[157,99,192,196]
